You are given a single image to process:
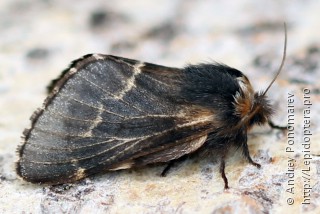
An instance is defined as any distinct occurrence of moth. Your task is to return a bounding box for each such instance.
[16,24,287,189]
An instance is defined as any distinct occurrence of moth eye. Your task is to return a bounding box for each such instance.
[249,112,267,126]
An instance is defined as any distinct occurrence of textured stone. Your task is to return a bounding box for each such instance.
[0,0,319,213]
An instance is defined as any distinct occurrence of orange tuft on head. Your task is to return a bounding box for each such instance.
[233,76,254,118]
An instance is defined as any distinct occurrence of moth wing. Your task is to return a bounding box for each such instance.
[17,54,215,184]
[130,135,208,167]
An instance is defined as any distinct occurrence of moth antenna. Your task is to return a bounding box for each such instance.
[262,22,287,96]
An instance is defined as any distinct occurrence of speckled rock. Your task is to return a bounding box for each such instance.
[0,0,319,213]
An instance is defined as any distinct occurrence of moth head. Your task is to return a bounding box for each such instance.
[240,23,287,128]
[234,81,273,128]
[247,92,273,126]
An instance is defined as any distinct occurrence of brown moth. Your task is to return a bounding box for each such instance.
[17,24,287,188]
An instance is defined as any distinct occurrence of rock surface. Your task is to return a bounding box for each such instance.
[0,0,319,213]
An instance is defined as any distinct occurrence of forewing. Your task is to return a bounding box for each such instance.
[17,54,215,184]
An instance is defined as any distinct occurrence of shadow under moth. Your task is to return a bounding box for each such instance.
[16,24,287,189]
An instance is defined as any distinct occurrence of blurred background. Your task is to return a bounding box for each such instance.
[0,0,319,213]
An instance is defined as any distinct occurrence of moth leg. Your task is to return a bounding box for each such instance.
[268,121,286,130]
[242,140,261,168]
[160,155,188,177]
[161,161,175,177]
[219,157,229,189]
